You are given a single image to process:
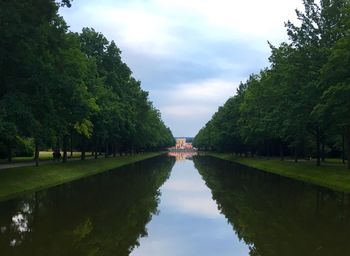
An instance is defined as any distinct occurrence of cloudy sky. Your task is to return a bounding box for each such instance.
[59,0,303,137]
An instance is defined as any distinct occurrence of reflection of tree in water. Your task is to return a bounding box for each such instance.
[194,156,350,256]
[0,156,175,256]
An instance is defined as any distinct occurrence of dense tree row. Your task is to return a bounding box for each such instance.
[193,0,350,168]
[0,0,175,165]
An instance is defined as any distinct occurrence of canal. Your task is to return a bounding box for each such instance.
[1,153,350,255]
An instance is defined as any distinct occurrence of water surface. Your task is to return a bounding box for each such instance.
[131,155,249,256]
[1,154,350,256]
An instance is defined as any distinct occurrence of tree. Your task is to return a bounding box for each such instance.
[316,20,350,168]
[285,0,348,165]
[1,2,174,164]
[194,0,349,166]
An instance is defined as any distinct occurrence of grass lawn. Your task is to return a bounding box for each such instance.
[0,152,164,202]
[208,153,350,193]
[0,151,92,164]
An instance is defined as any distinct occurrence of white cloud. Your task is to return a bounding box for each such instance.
[175,79,236,102]
[164,179,207,192]
[165,195,222,219]
[152,78,237,103]
[60,0,305,136]
[163,177,222,219]
[62,0,303,57]
[154,0,303,38]
[162,105,212,118]
[79,6,181,57]
[153,79,236,121]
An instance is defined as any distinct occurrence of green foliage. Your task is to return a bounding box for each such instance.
[194,0,350,168]
[14,137,34,157]
[77,28,174,155]
[0,0,174,162]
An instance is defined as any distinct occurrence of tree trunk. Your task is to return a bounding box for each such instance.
[321,140,325,162]
[34,141,39,167]
[294,147,298,163]
[56,137,60,153]
[345,126,350,170]
[94,138,98,160]
[62,135,68,163]
[279,141,284,161]
[342,130,346,164]
[113,144,116,157]
[105,142,109,158]
[70,133,73,157]
[99,139,103,156]
[7,143,12,163]
[316,128,321,166]
[81,136,86,160]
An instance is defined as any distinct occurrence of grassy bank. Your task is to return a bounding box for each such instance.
[0,152,164,202]
[208,153,350,193]
[0,151,91,164]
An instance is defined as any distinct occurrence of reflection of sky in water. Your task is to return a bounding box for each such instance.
[131,159,249,256]
[11,202,32,235]
[1,202,33,247]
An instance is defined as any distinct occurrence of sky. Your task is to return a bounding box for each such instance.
[59,0,303,137]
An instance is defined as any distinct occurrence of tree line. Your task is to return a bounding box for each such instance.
[193,0,350,169]
[0,0,175,165]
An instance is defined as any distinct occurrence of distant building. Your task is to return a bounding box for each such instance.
[175,138,193,149]
[176,138,186,149]
[184,143,193,149]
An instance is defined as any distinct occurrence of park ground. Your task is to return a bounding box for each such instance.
[0,152,163,202]
[0,151,87,164]
[208,153,350,193]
